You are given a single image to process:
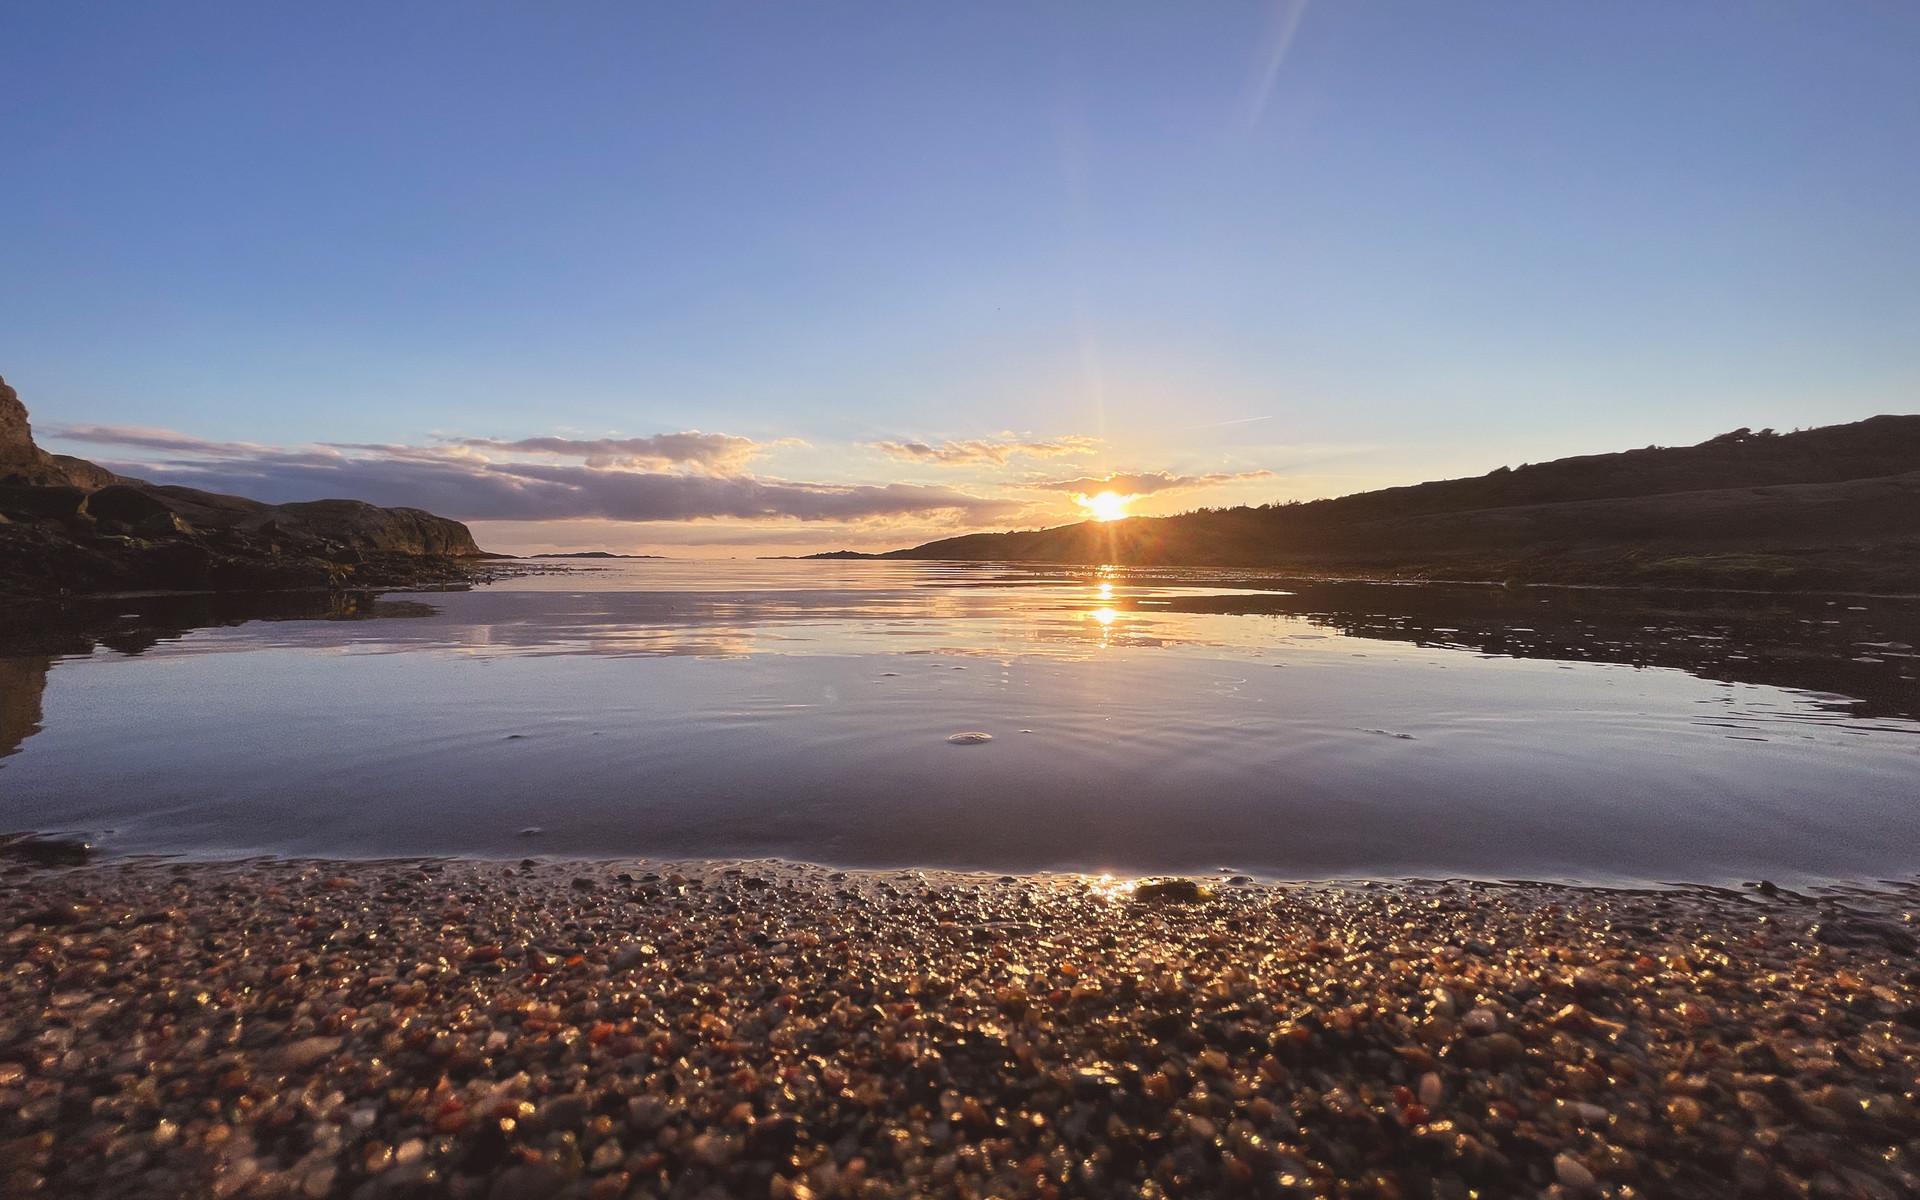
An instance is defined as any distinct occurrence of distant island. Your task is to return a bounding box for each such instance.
[806,416,1920,592]
[768,549,872,560]
[525,551,666,559]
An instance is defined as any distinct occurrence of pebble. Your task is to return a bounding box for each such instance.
[1555,1152,1597,1189]
[1418,1071,1443,1106]
[279,1036,343,1070]
[0,858,1914,1200]
[1461,1006,1500,1034]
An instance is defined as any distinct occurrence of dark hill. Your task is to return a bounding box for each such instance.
[870,418,1920,591]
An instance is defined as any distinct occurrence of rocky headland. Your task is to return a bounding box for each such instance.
[0,376,489,599]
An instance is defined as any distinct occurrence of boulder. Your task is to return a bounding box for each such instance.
[51,454,116,489]
[85,484,174,525]
[134,511,193,538]
[0,484,86,520]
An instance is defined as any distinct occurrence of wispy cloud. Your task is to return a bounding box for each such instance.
[1243,0,1311,129]
[867,434,1101,466]
[454,432,765,472]
[1192,414,1277,429]
[50,424,276,457]
[1026,469,1276,496]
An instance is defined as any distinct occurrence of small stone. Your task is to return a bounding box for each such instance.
[301,1164,337,1197]
[539,1094,590,1129]
[614,942,657,968]
[589,1140,623,1171]
[1418,1072,1442,1107]
[1554,1153,1596,1190]
[278,1036,343,1070]
[489,1163,565,1200]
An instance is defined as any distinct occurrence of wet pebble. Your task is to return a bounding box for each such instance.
[0,858,1913,1200]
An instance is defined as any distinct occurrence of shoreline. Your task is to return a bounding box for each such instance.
[5,857,1915,1198]
[11,837,1920,894]
[10,836,1920,896]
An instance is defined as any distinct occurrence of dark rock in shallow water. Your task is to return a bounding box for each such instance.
[19,902,82,926]
[0,833,93,866]
[1132,877,1215,903]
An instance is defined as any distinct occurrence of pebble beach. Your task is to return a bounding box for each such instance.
[3,857,1917,1200]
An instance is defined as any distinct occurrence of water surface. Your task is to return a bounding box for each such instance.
[3,561,1917,885]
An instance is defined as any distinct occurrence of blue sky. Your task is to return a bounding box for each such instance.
[3,2,1916,552]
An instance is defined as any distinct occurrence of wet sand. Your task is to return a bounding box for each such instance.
[2,858,1916,1199]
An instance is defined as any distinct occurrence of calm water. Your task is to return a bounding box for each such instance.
[3,561,1917,885]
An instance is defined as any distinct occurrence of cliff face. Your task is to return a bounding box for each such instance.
[0,376,113,489]
[0,374,485,597]
[0,377,32,475]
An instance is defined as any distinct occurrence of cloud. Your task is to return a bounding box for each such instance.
[49,424,278,457]
[454,432,765,472]
[56,424,781,473]
[867,434,1101,466]
[1026,469,1276,496]
[69,424,1016,525]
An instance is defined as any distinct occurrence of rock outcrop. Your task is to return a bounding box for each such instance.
[0,374,487,598]
[0,375,113,489]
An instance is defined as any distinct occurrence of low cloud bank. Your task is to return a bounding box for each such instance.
[58,424,1014,524]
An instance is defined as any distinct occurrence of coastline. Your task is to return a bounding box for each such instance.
[5,856,1915,1199]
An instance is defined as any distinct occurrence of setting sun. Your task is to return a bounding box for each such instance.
[1079,490,1134,521]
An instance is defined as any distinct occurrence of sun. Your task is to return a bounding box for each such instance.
[1079,490,1134,521]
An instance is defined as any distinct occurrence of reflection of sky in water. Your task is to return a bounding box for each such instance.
[1,561,1916,885]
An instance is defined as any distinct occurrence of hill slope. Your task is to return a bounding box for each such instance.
[876,418,1920,590]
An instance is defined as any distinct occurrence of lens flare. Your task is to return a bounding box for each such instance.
[1077,490,1133,521]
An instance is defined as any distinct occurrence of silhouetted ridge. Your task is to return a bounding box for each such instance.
[861,416,1920,590]
[1273,418,1920,522]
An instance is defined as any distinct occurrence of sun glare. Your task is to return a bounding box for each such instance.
[1079,490,1133,521]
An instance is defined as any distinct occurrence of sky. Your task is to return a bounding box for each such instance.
[3,2,1916,555]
